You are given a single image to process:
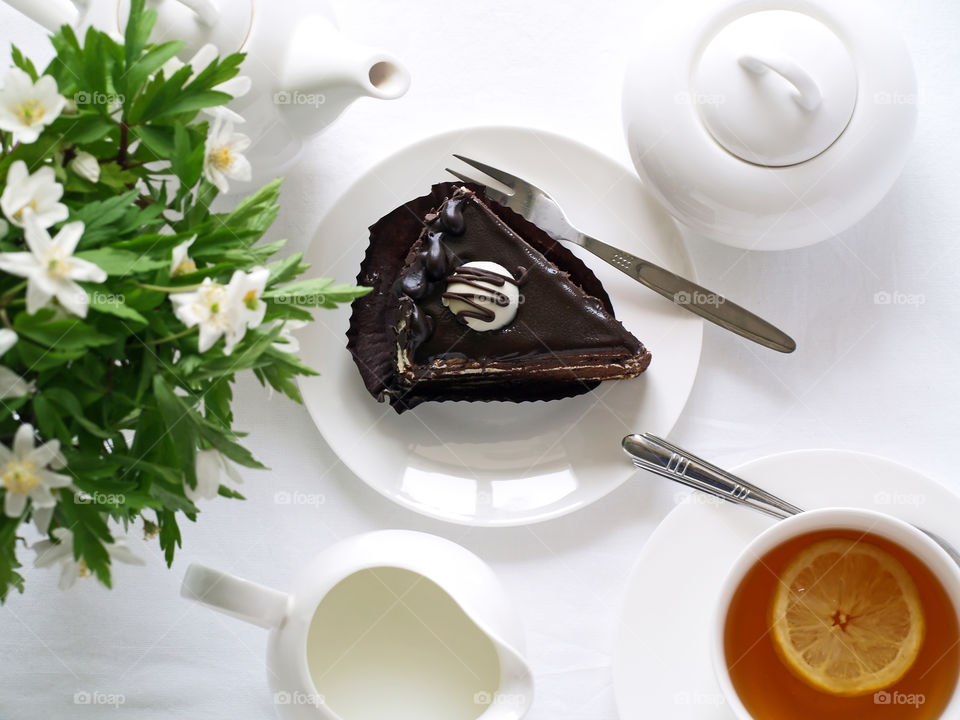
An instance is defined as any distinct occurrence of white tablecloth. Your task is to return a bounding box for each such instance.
[2,1,959,718]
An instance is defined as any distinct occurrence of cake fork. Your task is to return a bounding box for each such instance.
[447,155,796,353]
[622,432,960,568]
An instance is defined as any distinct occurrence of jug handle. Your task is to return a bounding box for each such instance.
[181,563,289,629]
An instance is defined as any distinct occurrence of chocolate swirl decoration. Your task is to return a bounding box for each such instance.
[441,264,527,324]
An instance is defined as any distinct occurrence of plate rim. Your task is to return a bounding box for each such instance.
[297,122,704,526]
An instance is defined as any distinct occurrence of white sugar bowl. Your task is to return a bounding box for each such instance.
[622,0,917,250]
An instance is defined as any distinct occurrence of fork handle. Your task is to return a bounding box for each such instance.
[577,235,796,353]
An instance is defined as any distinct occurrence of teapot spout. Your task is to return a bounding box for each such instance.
[280,16,410,117]
[4,0,80,32]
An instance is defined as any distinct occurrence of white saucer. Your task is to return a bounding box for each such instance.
[613,450,960,718]
[297,125,702,526]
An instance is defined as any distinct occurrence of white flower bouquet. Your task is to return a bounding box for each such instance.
[0,1,369,597]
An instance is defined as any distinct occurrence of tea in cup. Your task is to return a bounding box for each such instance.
[712,508,960,719]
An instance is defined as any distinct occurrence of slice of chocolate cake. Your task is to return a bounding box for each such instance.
[347,182,651,413]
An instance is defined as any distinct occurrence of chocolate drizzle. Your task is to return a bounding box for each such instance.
[441,265,526,324]
[395,195,468,351]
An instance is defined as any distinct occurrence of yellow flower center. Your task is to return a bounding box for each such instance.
[243,289,258,310]
[2,459,40,495]
[15,99,46,126]
[173,259,197,276]
[12,199,39,222]
[46,249,74,279]
[209,146,233,171]
[77,560,92,578]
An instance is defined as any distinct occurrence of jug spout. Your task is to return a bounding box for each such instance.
[279,15,410,119]
[481,639,535,719]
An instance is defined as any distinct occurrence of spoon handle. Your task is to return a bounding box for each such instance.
[621,433,805,520]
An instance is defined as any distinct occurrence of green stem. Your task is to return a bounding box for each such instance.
[146,327,196,345]
[136,282,204,293]
[0,280,27,306]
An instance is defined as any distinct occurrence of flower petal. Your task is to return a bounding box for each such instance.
[0,328,17,356]
[12,423,35,457]
[31,505,53,534]
[0,252,39,278]
[108,542,146,566]
[25,277,53,314]
[52,221,85,256]
[3,490,27,518]
[54,280,90,317]
[0,366,31,399]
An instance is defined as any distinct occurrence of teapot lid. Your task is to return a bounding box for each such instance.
[621,0,918,250]
[694,10,858,167]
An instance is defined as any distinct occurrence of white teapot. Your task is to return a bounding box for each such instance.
[4,0,410,183]
[181,530,535,720]
[622,0,917,250]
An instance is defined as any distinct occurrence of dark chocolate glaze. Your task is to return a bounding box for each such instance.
[345,182,651,413]
[397,188,645,369]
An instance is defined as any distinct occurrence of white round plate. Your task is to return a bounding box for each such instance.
[298,125,702,526]
[613,450,960,718]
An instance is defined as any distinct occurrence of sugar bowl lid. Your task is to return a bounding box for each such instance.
[622,0,917,250]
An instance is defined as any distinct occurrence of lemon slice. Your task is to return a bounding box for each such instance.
[770,537,925,696]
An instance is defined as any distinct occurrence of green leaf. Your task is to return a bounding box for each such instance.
[158,509,181,566]
[10,45,38,81]
[89,294,148,324]
[124,0,156,73]
[132,123,174,159]
[75,247,167,276]
[151,376,197,489]
[124,40,183,96]
[265,278,372,308]
[0,516,25,603]
[14,311,117,351]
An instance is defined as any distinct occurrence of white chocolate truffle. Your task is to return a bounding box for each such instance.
[442,261,520,331]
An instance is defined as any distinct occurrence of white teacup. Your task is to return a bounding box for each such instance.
[710,507,960,719]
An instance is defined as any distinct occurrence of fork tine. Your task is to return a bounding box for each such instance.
[452,154,518,189]
[444,168,512,206]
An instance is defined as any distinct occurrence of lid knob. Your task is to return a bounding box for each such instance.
[694,10,858,167]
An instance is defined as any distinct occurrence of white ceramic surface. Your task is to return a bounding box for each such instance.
[622,0,917,250]
[297,125,703,526]
[181,530,534,720]
[613,450,960,719]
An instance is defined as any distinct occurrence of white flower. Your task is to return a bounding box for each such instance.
[170,278,240,354]
[1,424,70,533]
[230,266,268,329]
[162,43,251,124]
[0,214,106,317]
[169,267,268,354]
[186,449,242,502]
[0,69,66,143]
[32,527,145,590]
[69,150,100,184]
[0,218,8,236]
[169,236,197,277]
[272,319,307,354]
[0,160,69,228]
[202,116,251,194]
[0,329,32,399]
